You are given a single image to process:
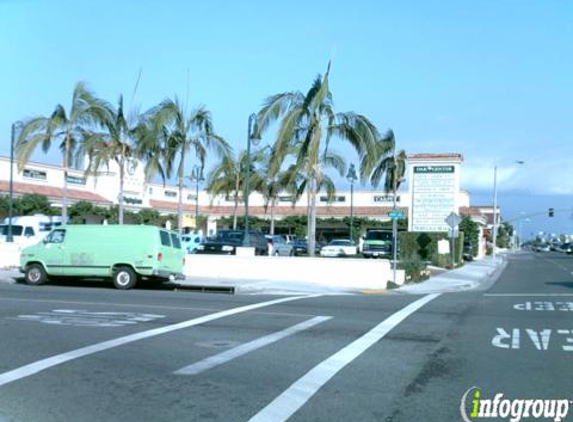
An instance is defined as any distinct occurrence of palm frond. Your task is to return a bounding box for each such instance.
[257,92,304,135]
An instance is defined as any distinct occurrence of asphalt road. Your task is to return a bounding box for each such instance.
[0,250,572,422]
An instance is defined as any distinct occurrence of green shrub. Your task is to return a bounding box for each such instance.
[398,258,431,283]
[398,231,464,268]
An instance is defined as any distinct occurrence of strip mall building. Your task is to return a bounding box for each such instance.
[0,153,496,255]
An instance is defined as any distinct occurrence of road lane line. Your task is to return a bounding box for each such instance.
[175,316,332,376]
[0,295,320,387]
[484,294,573,297]
[247,293,440,422]
[0,297,320,318]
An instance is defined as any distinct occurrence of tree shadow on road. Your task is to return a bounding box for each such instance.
[545,281,573,289]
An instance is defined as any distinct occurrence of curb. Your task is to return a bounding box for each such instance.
[395,257,507,295]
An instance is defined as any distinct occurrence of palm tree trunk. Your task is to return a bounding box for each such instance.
[232,178,240,230]
[233,196,238,230]
[270,198,276,235]
[118,159,125,225]
[307,176,317,257]
[62,134,69,225]
[177,152,185,238]
[177,176,183,237]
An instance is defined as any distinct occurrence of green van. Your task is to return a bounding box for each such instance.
[19,225,185,290]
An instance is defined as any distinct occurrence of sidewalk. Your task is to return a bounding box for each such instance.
[0,268,21,284]
[395,256,507,294]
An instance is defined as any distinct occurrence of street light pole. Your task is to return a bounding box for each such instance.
[346,164,357,242]
[492,160,524,258]
[243,113,260,246]
[392,158,398,285]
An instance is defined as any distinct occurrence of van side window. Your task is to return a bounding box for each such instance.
[170,233,181,249]
[47,230,66,244]
[160,230,171,247]
[24,227,35,236]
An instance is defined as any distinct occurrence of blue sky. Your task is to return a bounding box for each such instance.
[1,0,572,237]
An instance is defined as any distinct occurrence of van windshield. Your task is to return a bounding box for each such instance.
[0,225,23,236]
[365,231,392,241]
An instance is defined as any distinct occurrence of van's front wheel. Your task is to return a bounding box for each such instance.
[112,266,138,290]
[25,263,47,286]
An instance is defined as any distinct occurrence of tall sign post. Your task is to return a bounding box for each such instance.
[388,210,405,285]
[445,211,462,267]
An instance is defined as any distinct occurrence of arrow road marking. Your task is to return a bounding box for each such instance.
[175,316,332,376]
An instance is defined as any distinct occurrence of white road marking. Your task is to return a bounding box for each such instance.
[247,293,440,422]
[514,302,573,311]
[557,330,573,351]
[13,310,165,327]
[0,295,320,387]
[492,328,520,349]
[0,297,319,318]
[491,328,573,351]
[175,316,332,376]
[485,294,573,297]
[526,329,551,350]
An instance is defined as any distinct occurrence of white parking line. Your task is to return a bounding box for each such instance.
[175,316,332,376]
[0,295,320,387]
[247,293,440,422]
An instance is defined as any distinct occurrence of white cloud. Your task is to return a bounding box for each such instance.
[461,155,573,195]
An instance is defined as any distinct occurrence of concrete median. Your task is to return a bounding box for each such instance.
[182,255,405,293]
[0,244,20,269]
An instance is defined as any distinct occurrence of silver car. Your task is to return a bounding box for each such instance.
[265,235,295,256]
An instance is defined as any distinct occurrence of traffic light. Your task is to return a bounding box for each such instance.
[549,208,554,217]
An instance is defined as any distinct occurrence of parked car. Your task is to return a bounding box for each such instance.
[181,231,203,254]
[19,225,185,290]
[320,239,359,257]
[535,244,551,252]
[195,230,268,255]
[291,239,325,256]
[559,242,573,254]
[265,235,294,256]
[463,243,474,261]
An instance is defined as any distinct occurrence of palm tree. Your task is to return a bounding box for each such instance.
[257,63,379,255]
[205,148,266,230]
[145,98,230,236]
[259,150,296,235]
[361,129,407,198]
[15,82,109,223]
[80,95,142,224]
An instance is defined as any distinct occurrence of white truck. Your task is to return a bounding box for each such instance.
[0,214,63,246]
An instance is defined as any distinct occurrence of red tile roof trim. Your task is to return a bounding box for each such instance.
[150,199,407,218]
[0,181,112,204]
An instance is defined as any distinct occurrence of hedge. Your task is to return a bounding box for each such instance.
[398,231,464,268]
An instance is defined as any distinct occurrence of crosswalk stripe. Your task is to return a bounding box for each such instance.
[0,295,321,387]
[175,316,332,376]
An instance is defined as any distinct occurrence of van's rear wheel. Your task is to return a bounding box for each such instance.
[112,266,137,290]
[25,263,47,286]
